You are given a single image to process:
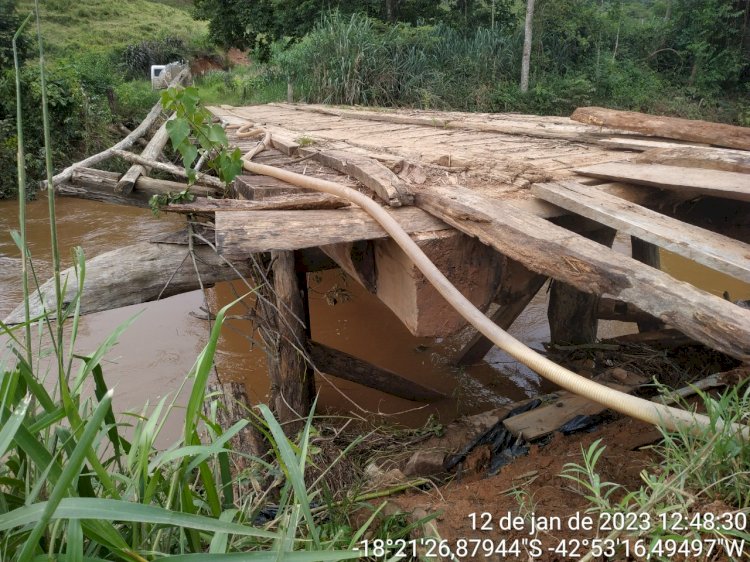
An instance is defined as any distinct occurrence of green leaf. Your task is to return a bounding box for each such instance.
[166,118,191,148]
[207,123,228,145]
[180,142,199,171]
[66,519,83,562]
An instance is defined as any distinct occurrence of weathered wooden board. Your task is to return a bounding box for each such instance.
[572,107,750,151]
[303,149,413,207]
[3,242,253,324]
[635,146,750,174]
[503,384,630,440]
[414,184,750,361]
[574,162,750,202]
[215,207,449,259]
[532,180,750,282]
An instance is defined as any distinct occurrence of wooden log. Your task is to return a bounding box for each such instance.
[267,250,314,433]
[571,106,750,151]
[456,260,547,366]
[49,68,189,188]
[57,167,219,208]
[215,207,449,260]
[309,341,446,402]
[574,162,750,203]
[532,180,750,282]
[112,149,226,189]
[3,242,253,324]
[303,149,413,207]
[414,184,750,361]
[548,228,616,345]
[115,117,172,194]
[635,146,750,174]
[164,193,348,214]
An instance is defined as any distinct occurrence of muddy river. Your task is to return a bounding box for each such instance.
[1,196,748,437]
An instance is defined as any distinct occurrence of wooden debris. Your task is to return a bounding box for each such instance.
[603,329,695,348]
[414,184,750,361]
[309,341,446,402]
[571,106,750,151]
[3,241,253,324]
[232,174,308,200]
[574,162,750,203]
[597,297,657,325]
[115,118,173,194]
[215,207,449,259]
[303,149,413,207]
[164,193,348,214]
[58,167,219,208]
[112,149,226,189]
[532,180,750,282]
[635,146,750,174]
[49,68,189,188]
[653,373,725,405]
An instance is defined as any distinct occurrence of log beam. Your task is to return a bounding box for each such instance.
[414,184,750,361]
[3,242,252,324]
[309,341,446,402]
[571,106,750,151]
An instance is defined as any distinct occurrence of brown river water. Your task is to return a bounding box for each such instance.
[2,196,749,439]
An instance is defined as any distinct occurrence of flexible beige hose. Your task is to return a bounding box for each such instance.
[243,159,747,437]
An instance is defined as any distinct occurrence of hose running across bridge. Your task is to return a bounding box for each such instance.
[242,157,747,437]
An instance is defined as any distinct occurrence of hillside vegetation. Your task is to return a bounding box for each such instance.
[20,0,205,54]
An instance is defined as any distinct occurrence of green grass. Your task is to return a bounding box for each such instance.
[19,0,207,55]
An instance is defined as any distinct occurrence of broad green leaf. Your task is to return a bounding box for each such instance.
[66,519,83,562]
[0,498,278,539]
[166,118,191,149]
[207,123,228,145]
[156,551,363,561]
[18,391,115,562]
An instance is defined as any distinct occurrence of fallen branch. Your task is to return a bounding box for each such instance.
[115,116,174,194]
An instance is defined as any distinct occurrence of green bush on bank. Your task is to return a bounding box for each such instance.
[270,11,748,122]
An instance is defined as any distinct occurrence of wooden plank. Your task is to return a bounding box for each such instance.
[571,106,750,151]
[635,146,750,174]
[574,162,750,203]
[532,180,750,283]
[304,149,413,207]
[503,385,627,440]
[215,207,449,259]
[3,242,253,324]
[309,341,446,402]
[414,184,750,361]
[164,193,348,213]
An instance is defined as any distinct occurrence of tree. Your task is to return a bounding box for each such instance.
[520,0,535,92]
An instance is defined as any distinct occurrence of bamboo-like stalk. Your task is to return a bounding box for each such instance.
[34,0,65,382]
[13,12,33,368]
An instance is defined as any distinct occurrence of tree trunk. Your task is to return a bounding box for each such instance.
[385,0,399,22]
[520,0,536,93]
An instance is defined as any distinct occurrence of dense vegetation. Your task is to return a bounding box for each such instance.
[0,0,207,199]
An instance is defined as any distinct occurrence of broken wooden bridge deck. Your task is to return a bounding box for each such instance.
[201,103,750,363]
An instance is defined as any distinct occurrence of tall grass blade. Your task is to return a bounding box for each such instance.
[12,11,34,367]
[258,404,320,547]
[66,519,84,562]
[17,390,114,561]
[0,397,30,457]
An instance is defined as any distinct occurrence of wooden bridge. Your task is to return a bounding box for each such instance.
[9,101,750,435]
